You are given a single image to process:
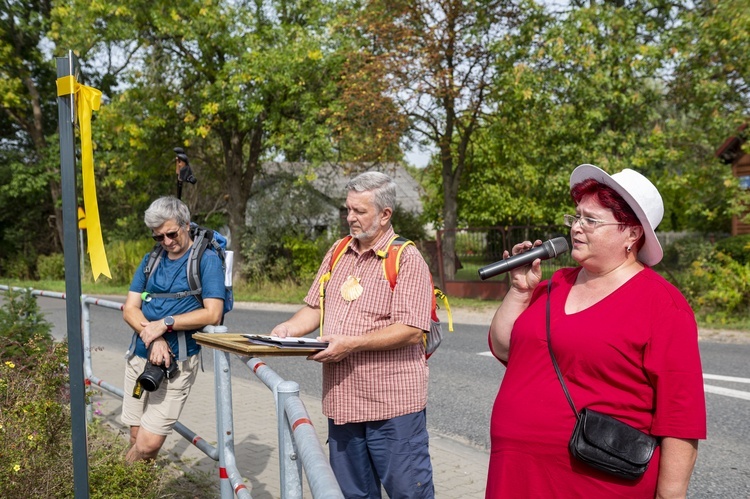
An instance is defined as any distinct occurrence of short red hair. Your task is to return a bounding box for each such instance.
[570,179,645,251]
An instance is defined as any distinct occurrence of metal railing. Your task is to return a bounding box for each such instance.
[0,285,342,499]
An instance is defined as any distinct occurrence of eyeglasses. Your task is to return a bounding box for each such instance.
[563,214,628,230]
[152,229,181,242]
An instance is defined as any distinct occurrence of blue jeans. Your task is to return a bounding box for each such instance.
[328,410,434,499]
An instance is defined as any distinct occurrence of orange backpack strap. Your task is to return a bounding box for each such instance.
[329,235,353,273]
[318,236,353,336]
[380,235,413,290]
[379,235,454,358]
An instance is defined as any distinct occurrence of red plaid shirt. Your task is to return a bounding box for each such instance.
[304,226,432,424]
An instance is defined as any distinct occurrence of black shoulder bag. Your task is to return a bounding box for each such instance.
[546,279,658,480]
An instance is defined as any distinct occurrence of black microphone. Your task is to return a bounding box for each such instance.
[478,237,570,280]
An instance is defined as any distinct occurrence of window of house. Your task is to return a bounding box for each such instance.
[740,175,750,190]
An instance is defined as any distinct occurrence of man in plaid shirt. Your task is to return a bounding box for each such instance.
[272,171,435,498]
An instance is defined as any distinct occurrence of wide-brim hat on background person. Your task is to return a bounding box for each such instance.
[569,164,664,266]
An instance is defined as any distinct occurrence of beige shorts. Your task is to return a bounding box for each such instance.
[121,353,200,436]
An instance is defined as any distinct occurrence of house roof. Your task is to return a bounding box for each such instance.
[715,124,748,164]
[258,162,425,214]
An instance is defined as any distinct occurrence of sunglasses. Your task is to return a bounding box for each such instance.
[152,229,181,242]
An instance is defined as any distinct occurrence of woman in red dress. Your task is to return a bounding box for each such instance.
[486,164,706,498]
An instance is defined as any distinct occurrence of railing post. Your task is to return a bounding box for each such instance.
[277,380,303,499]
[81,296,93,423]
[212,325,236,498]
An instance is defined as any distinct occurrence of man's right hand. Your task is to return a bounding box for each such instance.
[149,339,172,368]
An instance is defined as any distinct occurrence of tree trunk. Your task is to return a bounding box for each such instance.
[441,149,460,282]
[25,72,63,252]
[222,122,263,280]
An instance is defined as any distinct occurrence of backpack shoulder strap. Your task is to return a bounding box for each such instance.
[186,228,211,306]
[142,244,164,290]
[318,235,353,336]
[329,235,353,273]
[380,234,414,290]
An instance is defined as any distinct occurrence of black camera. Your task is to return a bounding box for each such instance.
[137,357,179,392]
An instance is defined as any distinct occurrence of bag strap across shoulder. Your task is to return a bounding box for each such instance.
[546,277,579,417]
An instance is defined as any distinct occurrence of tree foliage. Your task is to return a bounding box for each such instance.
[451,0,748,235]
[0,0,747,283]
[344,0,542,279]
[0,1,63,275]
[50,0,350,272]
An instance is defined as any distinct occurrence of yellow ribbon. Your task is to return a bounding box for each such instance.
[56,75,111,280]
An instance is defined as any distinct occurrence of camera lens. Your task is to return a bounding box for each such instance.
[137,361,166,392]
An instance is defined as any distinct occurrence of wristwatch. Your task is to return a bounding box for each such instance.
[163,316,175,333]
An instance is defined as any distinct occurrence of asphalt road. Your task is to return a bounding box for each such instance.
[38,296,750,497]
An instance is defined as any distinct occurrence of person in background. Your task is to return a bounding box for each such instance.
[122,196,224,462]
[174,147,196,199]
[271,171,435,498]
[486,164,706,498]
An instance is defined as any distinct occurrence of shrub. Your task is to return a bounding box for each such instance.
[390,207,428,242]
[714,234,750,265]
[283,234,332,282]
[0,291,216,498]
[0,339,212,497]
[98,238,155,285]
[0,288,52,361]
[37,253,66,280]
[242,229,333,284]
[0,340,165,498]
[3,256,33,280]
[682,251,750,325]
[661,237,715,270]
[0,341,75,497]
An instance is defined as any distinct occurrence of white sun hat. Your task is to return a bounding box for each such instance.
[569,164,664,266]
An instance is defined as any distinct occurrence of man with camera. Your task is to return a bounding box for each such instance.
[122,196,224,463]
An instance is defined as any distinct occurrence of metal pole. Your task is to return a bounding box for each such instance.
[81,297,93,423]
[283,397,343,498]
[277,381,303,499]
[213,326,234,499]
[56,50,90,498]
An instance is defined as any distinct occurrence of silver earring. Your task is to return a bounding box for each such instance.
[627,245,632,253]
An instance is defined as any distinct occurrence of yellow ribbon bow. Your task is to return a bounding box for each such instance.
[56,75,111,280]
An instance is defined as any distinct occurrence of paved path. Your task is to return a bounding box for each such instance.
[89,339,490,498]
